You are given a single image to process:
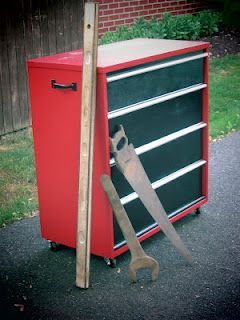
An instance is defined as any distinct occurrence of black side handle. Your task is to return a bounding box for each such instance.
[51,80,77,91]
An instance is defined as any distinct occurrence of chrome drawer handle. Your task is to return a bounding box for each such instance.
[51,79,77,91]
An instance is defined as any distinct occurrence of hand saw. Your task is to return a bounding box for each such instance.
[109,125,193,263]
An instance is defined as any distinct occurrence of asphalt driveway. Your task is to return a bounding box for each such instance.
[0,131,240,320]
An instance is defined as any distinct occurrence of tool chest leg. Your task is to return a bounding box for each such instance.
[104,257,117,268]
[195,208,201,215]
[49,241,62,252]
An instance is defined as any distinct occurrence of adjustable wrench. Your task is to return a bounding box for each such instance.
[101,174,159,282]
[109,125,193,263]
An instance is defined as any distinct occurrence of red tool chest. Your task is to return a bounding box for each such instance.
[28,38,209,260]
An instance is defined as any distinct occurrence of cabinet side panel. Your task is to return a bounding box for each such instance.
[28,67,81,247]
[28,66,112,257]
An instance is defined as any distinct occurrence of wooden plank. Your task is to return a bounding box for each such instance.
[39,0,50,56]
[76,0,84,49]
[0,0,85,135]
[0,7,13,134]
[0,46,4,135]
[71,0,79,50]
[31,0,42,57]
[6,3,22,131]
[55,0,65,53]
[0,3,5,135]
[23,0,34,59]
[63,0,73,52]
[76,2,99,289]
[22,0,34,126]
[48,0,57,55]
[15,0,29,128]
[71,0,84,50]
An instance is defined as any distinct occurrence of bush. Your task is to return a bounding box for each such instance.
[197,10,222,36]
[100,25,132,44]
[159,13,201,40]
[100,10,222,45]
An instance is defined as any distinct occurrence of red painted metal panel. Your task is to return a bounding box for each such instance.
[27,50,83,72]
[28,67,81,248]
[202,48,209,200]
[28,66,113,257]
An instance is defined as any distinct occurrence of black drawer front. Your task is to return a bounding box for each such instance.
[113,167,203,247]
[107,54,204,111]
[109,90,203,148]
[111,129,203,198]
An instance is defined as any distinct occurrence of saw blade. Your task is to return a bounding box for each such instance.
[110,125,192,263]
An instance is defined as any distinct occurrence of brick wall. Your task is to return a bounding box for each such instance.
[97,0,208,36]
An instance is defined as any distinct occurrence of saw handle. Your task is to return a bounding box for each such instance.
[109,125,128,154]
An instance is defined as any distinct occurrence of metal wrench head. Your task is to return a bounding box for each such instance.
[129,256,160,282]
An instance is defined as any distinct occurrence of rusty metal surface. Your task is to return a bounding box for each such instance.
[110,125,192,263]
[101,174,159,282]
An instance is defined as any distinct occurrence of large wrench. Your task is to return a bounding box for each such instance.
[101,174,160,282]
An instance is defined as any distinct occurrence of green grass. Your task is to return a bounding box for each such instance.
[0,129,38,227]
[209,54,240,139]
[0,54,240,227]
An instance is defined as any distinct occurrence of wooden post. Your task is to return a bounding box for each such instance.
[76,1,98,289]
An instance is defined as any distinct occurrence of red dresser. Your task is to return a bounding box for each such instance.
[28,38,209,259]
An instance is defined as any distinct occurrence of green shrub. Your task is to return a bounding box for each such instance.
[100,25,132,44]
[197,10,222,36]
[100,10,222,45]
[159,13,201,40]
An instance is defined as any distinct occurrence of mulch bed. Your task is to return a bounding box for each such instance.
[200,27,240,58]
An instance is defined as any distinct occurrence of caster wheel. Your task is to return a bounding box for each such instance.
[104,257,117,268]
[49,241,61,252]
[195,208,201,215]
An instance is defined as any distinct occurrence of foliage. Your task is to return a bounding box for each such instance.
[209,54,240,139]
[159,13,201,40]
[100,10,222,45]
[100,25,132,44]
[0,129,38,227]
[197,10,222,36]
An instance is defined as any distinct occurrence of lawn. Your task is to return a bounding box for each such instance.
[0,129,38,227]
[209,54,240,139]
[0,54,240,227]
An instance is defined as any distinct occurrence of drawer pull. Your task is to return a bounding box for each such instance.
[51,80,77,91]
[107,52,208,83]
[108,83,207,120]
[110,122,207,166]
[120,160,206,205]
